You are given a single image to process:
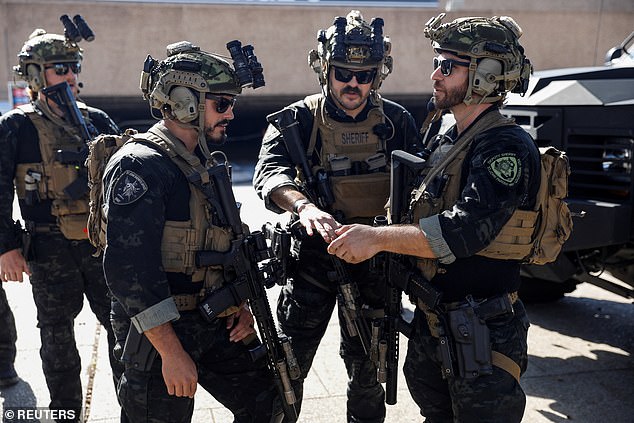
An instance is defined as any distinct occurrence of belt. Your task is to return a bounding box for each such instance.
[417,292,521,383]
[26,221,61,234]
[172,293,204,311]
[417,292,518,338]
[172,292,242,318]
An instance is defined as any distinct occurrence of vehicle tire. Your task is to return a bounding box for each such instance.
[518,277,578,303]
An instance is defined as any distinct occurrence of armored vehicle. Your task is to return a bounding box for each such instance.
[503,31,634,301]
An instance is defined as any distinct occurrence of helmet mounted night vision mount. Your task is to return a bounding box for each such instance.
[13,14,94,93]
[139,40,265,157]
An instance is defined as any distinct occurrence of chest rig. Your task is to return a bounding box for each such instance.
[14,102,91,239]
[409,110,541,279]
[134,125,235,304]
[304,94,391,221]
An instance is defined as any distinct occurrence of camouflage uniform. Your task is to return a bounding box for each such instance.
[103,40,277,423]
[0,109,13,381]
[403,115,537,422]
[254,12,421,422]
[0,283,17,374]
[254,90,420,423]
[0,104,122,414]
[103,126,280,423]
[383,15,539,422]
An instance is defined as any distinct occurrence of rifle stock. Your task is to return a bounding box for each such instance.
[267,108,314,187]
[42,81,92,142]
[42,81,93,199]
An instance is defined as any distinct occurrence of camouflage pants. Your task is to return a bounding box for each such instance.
[403,299,530,423]
[114,311,281,423]
[277,249,386,423]
[28,233,123,415]
[0,283,17,367]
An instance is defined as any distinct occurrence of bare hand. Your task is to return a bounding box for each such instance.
[160,348,198,398]
[227,304,256,343]
[327,224,380,264]
[0,249,31,282]
[298,203,342,243]
[144,323,197,397]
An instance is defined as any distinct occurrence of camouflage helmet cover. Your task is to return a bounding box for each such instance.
[424,13,531,103]
[309,10,392,90]
[13,29,82,91]
[140,40,247,131]
[142,41,242,110]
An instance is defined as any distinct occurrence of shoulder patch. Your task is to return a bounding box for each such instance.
[485,152,521,186]
[112,170,148,205]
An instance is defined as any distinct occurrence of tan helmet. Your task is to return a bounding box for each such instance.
[140,40,263,155]
[140,41,244,125]
[308,10,392,91]
[13,29,82,92]
[424,13,532,105]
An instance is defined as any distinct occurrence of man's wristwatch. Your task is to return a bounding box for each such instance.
[292,199,312,214]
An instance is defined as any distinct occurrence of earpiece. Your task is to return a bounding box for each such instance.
[168,86,198,123]
[26,64,43,91]
[472,58,502,97]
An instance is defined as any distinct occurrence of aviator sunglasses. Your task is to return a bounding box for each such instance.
[205,94,237,113]
[433,56,470,76]
[45,62,81,76]
[332,66,377,84]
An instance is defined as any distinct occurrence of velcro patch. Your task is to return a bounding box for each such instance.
[112,170,148,205]
[485,153,521,186]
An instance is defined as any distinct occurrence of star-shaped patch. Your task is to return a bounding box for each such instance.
[485,153,521,186]
[112,170,148,205]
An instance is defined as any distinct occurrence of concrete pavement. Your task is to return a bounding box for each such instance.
[1,183,633,422]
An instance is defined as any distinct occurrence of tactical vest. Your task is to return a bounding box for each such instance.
[132,127,235,298]
[14,102,91,240]
[304,94,390,221]
[409,110,542,279]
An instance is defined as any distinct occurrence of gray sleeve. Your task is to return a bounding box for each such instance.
[130,297,180,333]
[419,214,456,264]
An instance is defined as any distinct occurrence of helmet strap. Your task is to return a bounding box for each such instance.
[195,91,214,161]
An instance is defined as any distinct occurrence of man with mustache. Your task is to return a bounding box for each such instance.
[328,13,537,422]
[0,27,122,421]
[102,41,282,423]
[253,11,420,423]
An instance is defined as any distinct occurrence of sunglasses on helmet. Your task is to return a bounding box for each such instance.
[332,66,377,85]
[433,57,470,77]
[45,63,81,76]
[205,94,237,113]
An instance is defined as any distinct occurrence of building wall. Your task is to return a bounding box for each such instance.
[1,0,632,103]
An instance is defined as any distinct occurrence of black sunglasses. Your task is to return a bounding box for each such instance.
[45,63,81,76]
[332,67,376,84]
[433,57,470,76]
[205,94,237,113]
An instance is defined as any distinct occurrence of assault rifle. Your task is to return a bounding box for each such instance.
[42,81,94,199]
[372,150,443,404]
[193,163,300,422]
[266,108,372,354]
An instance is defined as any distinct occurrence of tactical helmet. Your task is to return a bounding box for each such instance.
[424,13,532,105]
[13,29,82,92]
[140,40,263,154]
[309,10,392,91]
[140,41,244,126]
